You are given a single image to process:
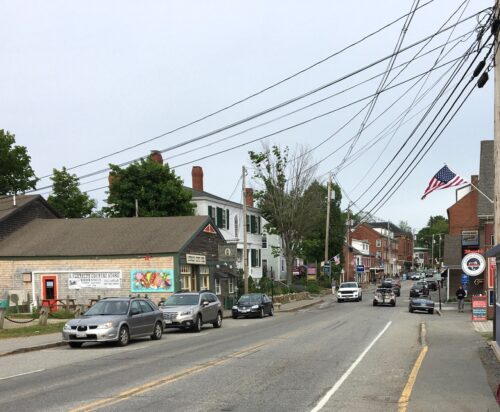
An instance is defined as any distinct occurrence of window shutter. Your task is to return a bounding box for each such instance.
[257,216,261,234]
[226,209,230,230]
[246,215,250,232]
[250,215,256,233]
[251,249,256,267]
[216,207,223,227]
[208,206,213,220]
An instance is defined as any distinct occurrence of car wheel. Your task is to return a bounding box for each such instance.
[116,326,130,347]
[429,309,434,315]
[409,307,414,313]
[373,300,377,306]
[68,342,83,348]
[337,299,342,303]
[360,294,362,301]
[232,314,238,319]
[269,306,274,316]
[212,312,222,328]
[192,315,202,332]
[151,321,163,340]
[259,307,264,318]
[391,301,396,307]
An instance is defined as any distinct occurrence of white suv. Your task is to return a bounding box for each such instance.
[337,282,362,302]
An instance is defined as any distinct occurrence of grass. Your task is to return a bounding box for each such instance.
[480,332,494,341]
[0,321,66,339]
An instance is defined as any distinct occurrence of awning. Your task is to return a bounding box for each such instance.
[214,270,238,278]
[486,244,500,257]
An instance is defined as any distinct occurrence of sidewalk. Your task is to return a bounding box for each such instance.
[0,296,324,357]
[408,301,499,411]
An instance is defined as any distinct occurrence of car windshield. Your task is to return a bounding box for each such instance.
[340,283,357,288]
[416,281,427,286]
[84,300,129,316]
[238,295,261,304]
[384,278,393,283]
[164,295,199,306]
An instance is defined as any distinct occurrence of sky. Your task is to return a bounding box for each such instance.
[0,0,495,231]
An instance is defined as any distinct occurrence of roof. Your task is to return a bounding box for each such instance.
[367,221,404,234]
[0,216,213,257]
[0,194,61,223]
[185,187,260,212]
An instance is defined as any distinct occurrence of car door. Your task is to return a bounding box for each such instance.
[138,300,156,335]
[199,293,212,322]
[262,294,270,314]
[128,300,144,337]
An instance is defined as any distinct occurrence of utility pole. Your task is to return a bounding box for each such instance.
[345,203,351,282]
[493,0,500,342]
[242,166,249,294]
[324,175,332,264]
[431,234,435,270]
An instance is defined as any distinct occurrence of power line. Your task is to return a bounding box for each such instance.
[36,0,437,181]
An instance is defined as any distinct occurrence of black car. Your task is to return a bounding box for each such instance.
[232,293,274,318]
[410,281,429,298]
[409,296,435,314]
[426,279,438,291]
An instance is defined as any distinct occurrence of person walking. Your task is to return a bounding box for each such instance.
[331,278,337,295]
[456,284,466,312]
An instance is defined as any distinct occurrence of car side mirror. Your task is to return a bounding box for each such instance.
[130,309,140,316]
[202,301,209,306]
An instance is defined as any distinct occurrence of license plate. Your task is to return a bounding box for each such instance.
[76,332,87,338]
[164,319,172,324]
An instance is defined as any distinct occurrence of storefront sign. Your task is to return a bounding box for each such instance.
[68,271,121,289]
[218,245,237,261]
[186,254,206,265]
[488,257,496,288]
[472,295,487,321]
[131,269,174,293]
[461,253,486,276]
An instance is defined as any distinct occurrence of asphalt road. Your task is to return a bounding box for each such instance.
[0,283,481,411]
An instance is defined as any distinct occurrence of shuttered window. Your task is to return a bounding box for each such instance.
[250,215,257,233]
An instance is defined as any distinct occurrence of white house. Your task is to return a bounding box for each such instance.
[187,166,287,282]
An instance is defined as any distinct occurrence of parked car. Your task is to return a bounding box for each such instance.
[337,282,362,302]
[409,273,420,280]
[160,291,223,332]
[232,293,274,318]
[62,297,164,348]
[409,296,435,314]
[382,278,400,296]
[373,283,396,307]
[426,279,438,291]
[410,281,429,297]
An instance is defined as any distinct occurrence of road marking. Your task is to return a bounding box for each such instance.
[69,342,269,412]
[398,345,428,411]
[0,369,45,381]
[310,321,392,412]
[398,323,428,411]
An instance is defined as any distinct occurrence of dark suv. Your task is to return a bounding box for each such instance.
[159,291,223,332]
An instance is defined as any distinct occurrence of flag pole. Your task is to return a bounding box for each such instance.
[445,163,494,204]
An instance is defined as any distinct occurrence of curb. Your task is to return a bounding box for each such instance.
[0,341,66,358]
[279,299,324,312]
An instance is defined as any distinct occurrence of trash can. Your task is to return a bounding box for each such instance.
[0,299,9,309]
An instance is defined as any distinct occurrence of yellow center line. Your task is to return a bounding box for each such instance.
[69,342,269,412]
[398,344,428,412]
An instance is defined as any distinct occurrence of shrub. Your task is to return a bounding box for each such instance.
[306,283,321,294]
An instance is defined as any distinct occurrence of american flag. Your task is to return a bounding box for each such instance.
[421,165,467,199]
[333,254,340,265]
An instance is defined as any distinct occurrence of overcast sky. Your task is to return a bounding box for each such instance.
[0,0,494,230]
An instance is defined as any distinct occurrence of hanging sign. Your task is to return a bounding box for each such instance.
[461,253,486,276]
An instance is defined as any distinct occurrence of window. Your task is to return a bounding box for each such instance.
[181,265,191,291]
[215,278,221,295]
[234,215,239,238]
[246,215,250,233]
[139,300,153,313]
[251,249,261,267]
[208,205,216,221]
[228,277,234,294]
[376,239,381,247]
[200,265,210,290]
[262,234,267,248]
[281,258,285,272]
[250,215,256,233]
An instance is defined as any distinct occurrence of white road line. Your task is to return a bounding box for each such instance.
[310,321,392,412]
[0,369,45,381]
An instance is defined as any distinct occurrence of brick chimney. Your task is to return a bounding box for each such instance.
[192,166,204,191]
[245,188,254,208]
[150,150,163,165]
[471,175,478,187]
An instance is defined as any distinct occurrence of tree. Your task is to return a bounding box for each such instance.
[47,167,96,218]
[104,158,194,217]
[300,180,344,265]
[249,145,317,285]
[0,129,38,194]
[398,220,412,234]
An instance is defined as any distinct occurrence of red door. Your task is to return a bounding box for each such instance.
[41,275,58,312]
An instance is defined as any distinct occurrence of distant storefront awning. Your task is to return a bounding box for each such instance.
[486,244,500,258]
[214,270,238,278]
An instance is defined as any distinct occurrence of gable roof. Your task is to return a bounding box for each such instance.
[0,194,61,223]
[185,187,260,212]
[0,216,214,257]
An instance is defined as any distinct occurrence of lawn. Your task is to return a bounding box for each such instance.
[0,321,65,339]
